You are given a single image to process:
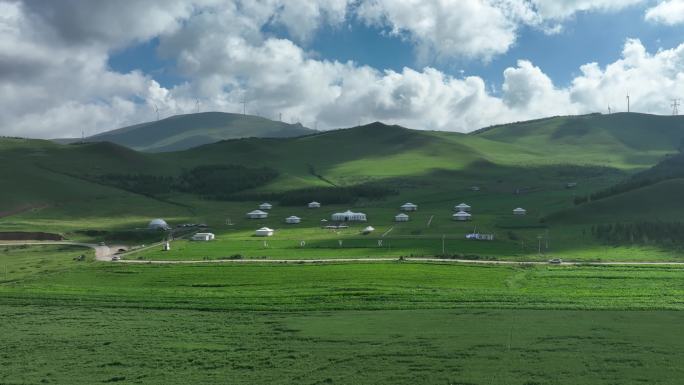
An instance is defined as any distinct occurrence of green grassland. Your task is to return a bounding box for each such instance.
[2,244,684,384]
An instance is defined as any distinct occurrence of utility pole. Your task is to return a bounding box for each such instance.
[195,99,200,114]
[279,112,282,122]
[241,96,247,115]
[154,104,159,121]
[608,105,612,114]
[672,99,680,116]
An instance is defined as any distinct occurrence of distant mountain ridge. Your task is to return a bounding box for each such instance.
[54,112,315,152]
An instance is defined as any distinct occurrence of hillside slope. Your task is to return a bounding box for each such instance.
[473,113,684,169]
[59,112,315,152]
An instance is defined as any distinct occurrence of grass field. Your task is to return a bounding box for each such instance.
[2,245,684,384]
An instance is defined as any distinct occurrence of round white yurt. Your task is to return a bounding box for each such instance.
[259,202,273,210]
[246,210,269,219]
[361,226,375,234]
[395,213,410,222]
[285,216,301,224]
[308,201,321,208]
[148,218,170,231]
[455,203,471,212]
[255,227,274,237]
[400,202,418,211]
[513,207,527,216]
[453,211,472,221]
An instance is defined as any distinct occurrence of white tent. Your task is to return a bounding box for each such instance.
[191,232,215,241]
[148,218,170,231]
[361,226,375,234]
[259,202,273,210]
[513,208,527,216]
[255,227,274,237]
[455,203,471,212]
[285,216,301,224]
[331,210,367,222]
[400,202,418,211]
[308,201,321,208]
[453,211,472,221]
[246,210,268,219]
[395,213,410,222]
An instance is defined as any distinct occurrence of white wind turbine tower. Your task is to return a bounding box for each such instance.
[195,99,200,114]
[153,104,160,121]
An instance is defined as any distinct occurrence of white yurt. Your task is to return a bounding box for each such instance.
[285,216,301,224]
[255,227,274,237]
[361,226,375,234]
[331,210,367,222]
[453,211,472,221]
[400,202,418,211]
[455,203,471,212]
[148,218,170,231]
[395,213,410,222]
[191,232,215,241]
[513,207,527,216]
[308,201,321,208]
[259,202,273,210]
[246,210,269,219]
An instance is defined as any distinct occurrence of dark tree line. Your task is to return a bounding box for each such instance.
[230,184,397,206]
[90,164,279,198]
[591,221,684,246]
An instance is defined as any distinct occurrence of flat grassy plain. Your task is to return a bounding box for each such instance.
[2,245,684,384]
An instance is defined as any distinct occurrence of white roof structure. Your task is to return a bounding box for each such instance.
[395,213,410,222]
[455,203,471,212]
[513,207,527,215]
[285,216,301,224]
[331,210,367,222]
[148,218,170,230]
[191,232,215,241]
[259,202,273,210]
[308,201,321,208]
[362,226,375,234]
[255,227,274,237]
[400,202,418,211]
[246,209,269,219]
[453,211,472,221]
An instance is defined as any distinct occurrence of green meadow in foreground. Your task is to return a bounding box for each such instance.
[2,245,684,384]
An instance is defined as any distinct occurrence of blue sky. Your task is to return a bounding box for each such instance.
[109,3,684,92]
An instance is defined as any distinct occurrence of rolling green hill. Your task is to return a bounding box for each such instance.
[5,113,684,259]
[56,112,315,152]
[473,113,684,168]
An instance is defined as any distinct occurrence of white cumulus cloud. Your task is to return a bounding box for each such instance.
[645,0,684,25]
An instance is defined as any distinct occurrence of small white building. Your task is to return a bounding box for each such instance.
[513,207,527,216]
[259,202,273,210]
[148,218,171,231]
[331,210,367,222]
[395,213,410,222]
[308,201,321,208]
[255,227,274,237]
[361,226,375,234]
[191,232,215,241]
[285,216,301,224]
[246,210,269,219]
[400,202,418,211]
[471,186,481,192]
[455,203,471,212]
[453,211,472,221]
